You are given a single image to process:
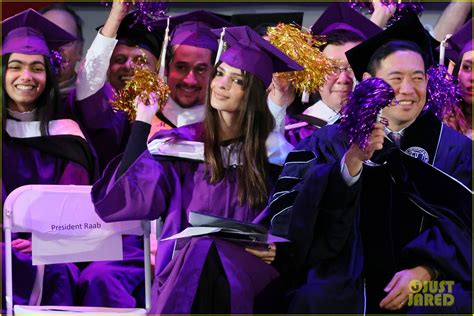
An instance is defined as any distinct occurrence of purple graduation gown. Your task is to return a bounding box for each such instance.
[92,124,287,314]
[69,85,190,308]
[70,86,146,308]
[2,119,95,309]
[73,85,131,173]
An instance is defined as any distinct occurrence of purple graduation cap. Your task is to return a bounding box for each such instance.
[445,19,472,63]
[311,2,381,40]
[346,12,439,81]
[2,8,76,56]
[211,26,304,87]
[154,10,233,52]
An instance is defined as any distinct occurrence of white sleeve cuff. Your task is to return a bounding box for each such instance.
[76,31,118,100]
[267,95,287,134]
[340,153,362,186]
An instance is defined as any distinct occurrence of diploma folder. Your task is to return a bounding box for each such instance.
[161,212,289,248]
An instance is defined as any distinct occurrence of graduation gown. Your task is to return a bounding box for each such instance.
[268,111,472,313]
[74,87,206,308]
[74,86,132,173]
[74,86,203,172]
[72,87,148,308]
[92,123,292,314]
[2,118,96,309]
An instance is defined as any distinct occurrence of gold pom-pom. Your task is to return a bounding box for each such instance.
[267,23,333,95]
[111,67,170,121]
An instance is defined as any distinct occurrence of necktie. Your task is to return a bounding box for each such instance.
[389,132,402,147]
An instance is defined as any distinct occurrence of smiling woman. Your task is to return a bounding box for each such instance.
[91,25,302,314]
[2,8,97,310]
[210,63,245,113]
[2,52,59,136]
[1,9,75,135]
[5,54,47,112]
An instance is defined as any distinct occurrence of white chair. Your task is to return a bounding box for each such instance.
[4,184,152,315]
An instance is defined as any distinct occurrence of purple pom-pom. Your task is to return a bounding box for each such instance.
[340,78,395,149]
[425,64,463,119]
[101,1,168,31]
[349,1,423,27]
[49,49,64,77]
[130,2,168,31]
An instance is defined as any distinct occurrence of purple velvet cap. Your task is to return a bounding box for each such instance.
[311,3,381,40]
[446,19,472,63]
[154,10,233,51]
[2,8,76,56]
[211,26,304,87]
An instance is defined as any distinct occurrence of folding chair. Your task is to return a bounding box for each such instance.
[4,184,152,315]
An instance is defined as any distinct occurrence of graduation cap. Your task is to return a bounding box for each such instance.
[231,12,304,36]
[95,12,164,59]
[2,8,77,56]
[346,12,439,81]
[153,10,233,52]
[310,2,381,40]
[211,26,304,87]
[445,19,472,63]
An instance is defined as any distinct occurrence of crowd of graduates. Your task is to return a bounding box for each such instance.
[2,1,472,314]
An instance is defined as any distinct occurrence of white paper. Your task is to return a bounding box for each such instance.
[161,227,222,241]
[32,233,123,265]
[161,226,290,244]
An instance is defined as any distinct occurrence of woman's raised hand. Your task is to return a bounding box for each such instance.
[134,92,159,124]
[101,0,131,38]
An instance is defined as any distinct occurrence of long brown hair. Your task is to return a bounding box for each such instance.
[204,62,275,209]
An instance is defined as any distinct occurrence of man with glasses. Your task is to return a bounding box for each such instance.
[284,3,381,145]
[269,13,472,314]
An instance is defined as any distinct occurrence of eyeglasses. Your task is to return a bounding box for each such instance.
[329,66,354,77]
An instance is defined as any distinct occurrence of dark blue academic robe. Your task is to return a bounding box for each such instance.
[269,111,472,314]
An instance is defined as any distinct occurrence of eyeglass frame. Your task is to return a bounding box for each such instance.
[328,65,355,77]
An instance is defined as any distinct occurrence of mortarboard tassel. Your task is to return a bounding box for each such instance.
[215,27,227,65]
[301,90,310,103]
[439,33,453,66]
[158,17,170,79]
